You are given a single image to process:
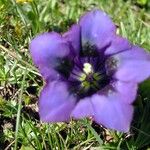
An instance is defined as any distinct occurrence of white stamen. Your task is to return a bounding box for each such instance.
[83,63,93,74]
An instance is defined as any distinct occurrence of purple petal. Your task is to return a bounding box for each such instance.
[39,81,76,122]
[105,36,132,55]
[106,46,150,82]
[115,60,150,82]
[63,24,81,55]
[91,94,133,132]
[114,46,150,60]
[79,10,116,49]
[112,81,138,104]
[29,32,70,80]
[71,97,94,118]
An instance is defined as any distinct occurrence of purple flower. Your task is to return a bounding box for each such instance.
[29,10,150,132]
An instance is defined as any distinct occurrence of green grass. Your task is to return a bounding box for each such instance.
[0,0,150,149]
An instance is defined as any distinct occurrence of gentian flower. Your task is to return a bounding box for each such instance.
[30,10,150,132]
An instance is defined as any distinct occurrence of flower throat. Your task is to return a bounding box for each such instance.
[55,48,110,99]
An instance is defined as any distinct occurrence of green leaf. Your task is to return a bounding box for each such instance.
[137,0,147,5]
[20,145,34,150]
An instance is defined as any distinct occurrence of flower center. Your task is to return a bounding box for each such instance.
[55,45,111,99]
[79,63,101,90]
[83,63,93,74]
[68,55,110,99]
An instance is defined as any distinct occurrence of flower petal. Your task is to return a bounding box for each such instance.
[39,81,76,122]
[63,24,81,55]
[79,10,116,49]
[114,46,150,60]
[112,81,138,104]
[71,97,94,118]
[91,94,133,132]
[29,32,70,80]
[105,36,132,55]
[115,60,150,82]
[98,81,138,104]
[106,46,150,82]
